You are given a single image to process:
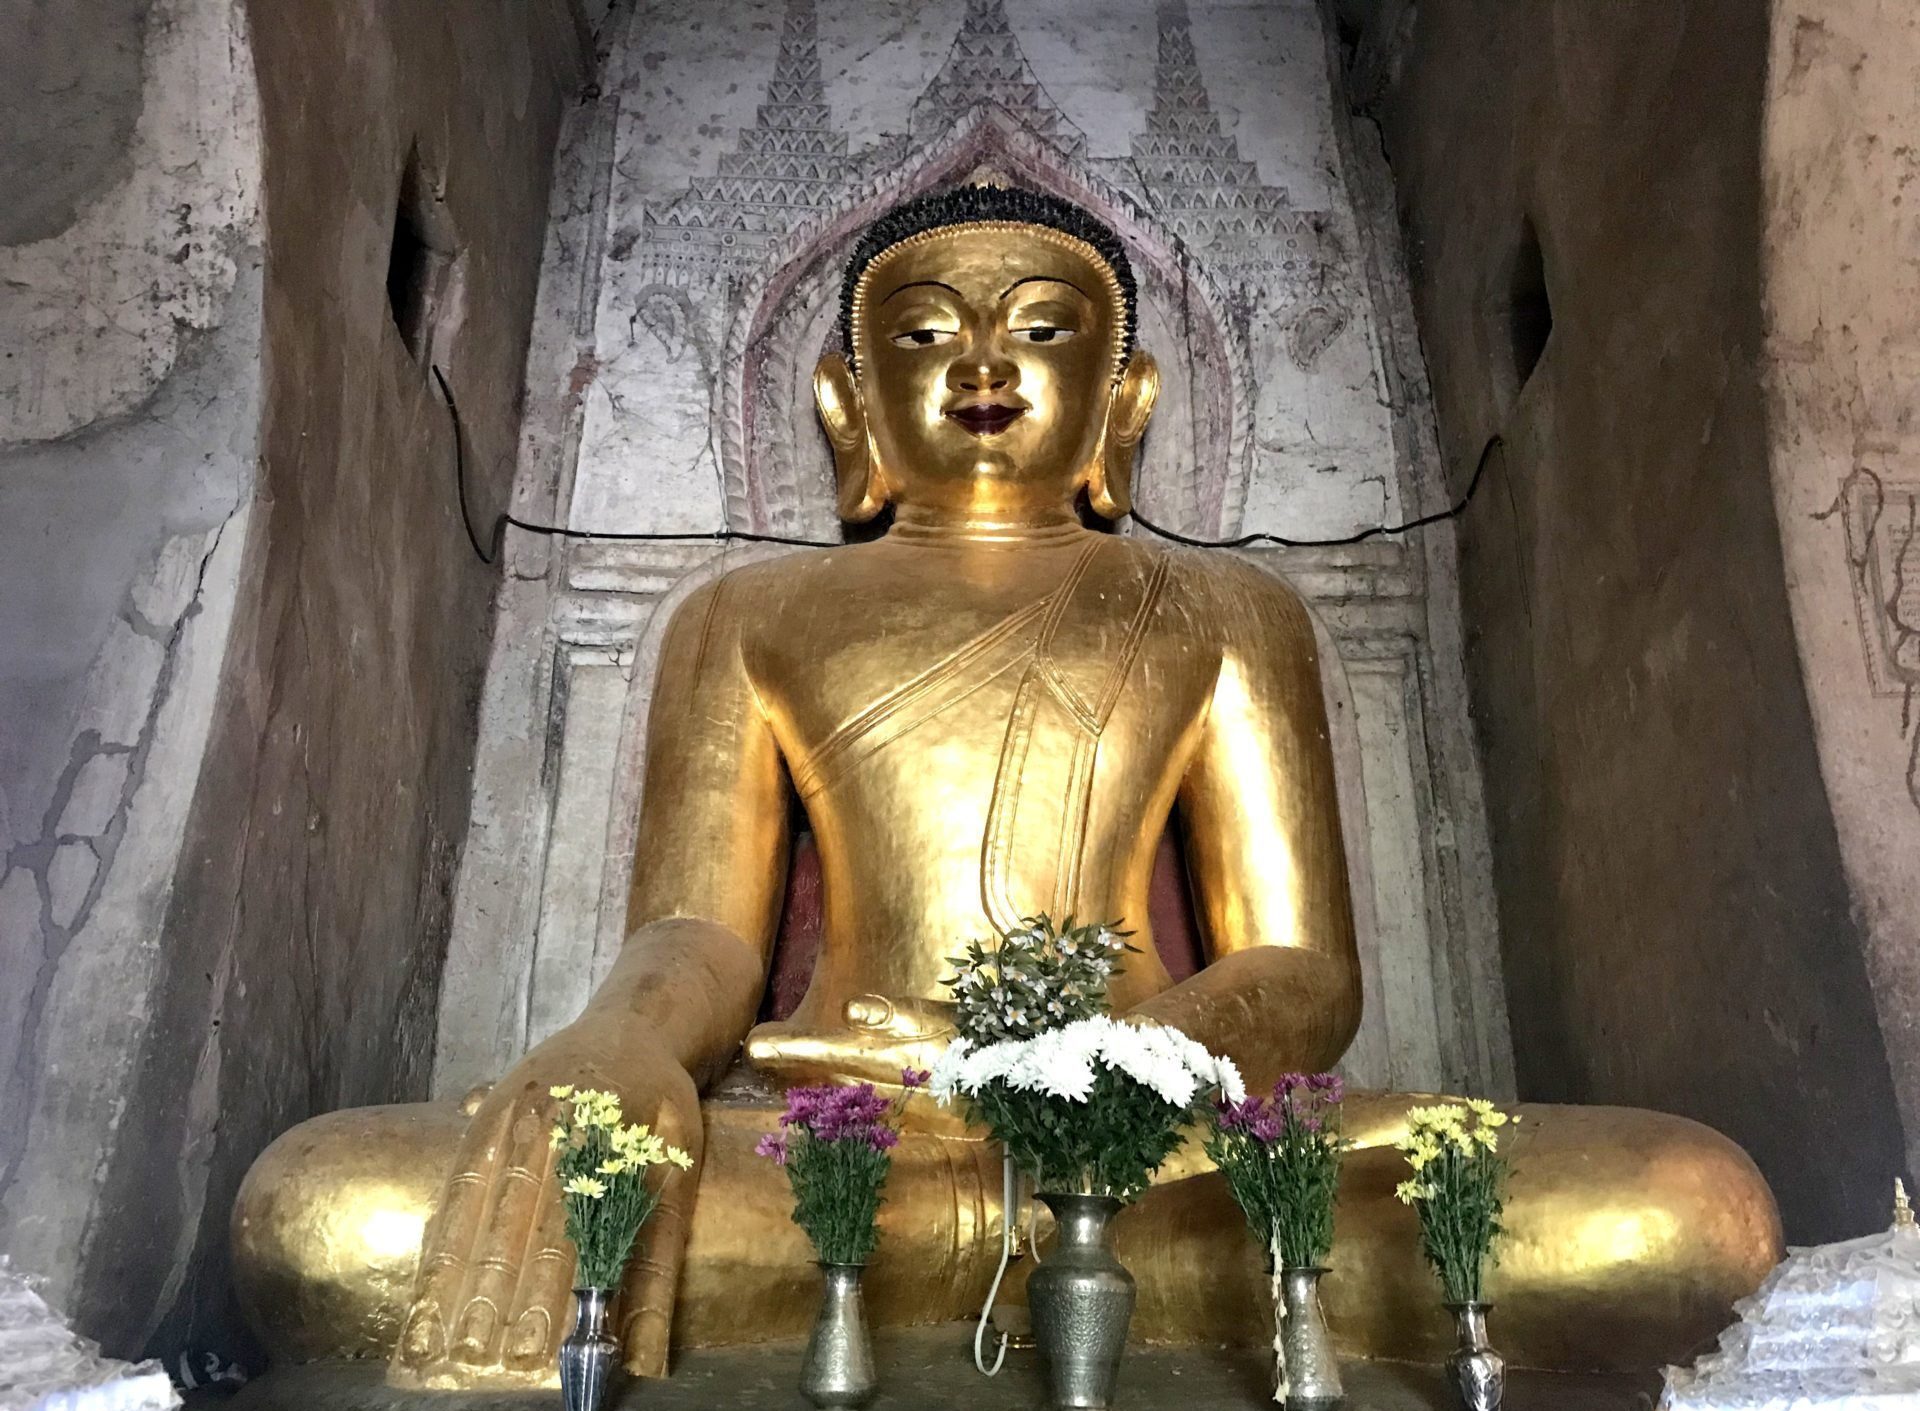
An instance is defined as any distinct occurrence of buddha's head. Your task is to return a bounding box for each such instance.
[816,185,1160,528]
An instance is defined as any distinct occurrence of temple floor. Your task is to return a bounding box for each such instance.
[226,1330,1657,1410]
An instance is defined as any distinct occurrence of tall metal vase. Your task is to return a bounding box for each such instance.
[1028,1193,1135,1410]
[558,1287,617,1411]
[1275,1266,1344,1409]
[1444,1302,1505,1411]
[799,1263,877,1408]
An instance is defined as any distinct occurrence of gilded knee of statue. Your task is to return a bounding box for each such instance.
[226,183,1783,1389]
[233,1104,467,1365]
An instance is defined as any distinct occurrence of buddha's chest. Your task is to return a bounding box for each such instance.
[750,565,1217,812]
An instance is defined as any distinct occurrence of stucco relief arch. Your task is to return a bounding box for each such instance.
[714,109,1258,541]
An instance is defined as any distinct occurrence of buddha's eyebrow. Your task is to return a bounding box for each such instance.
[999,274,1091,301]
[879,280,963,305]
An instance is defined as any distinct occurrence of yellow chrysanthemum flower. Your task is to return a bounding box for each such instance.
[1482,1110,1510,1129]
[574,1090,623,1129]
[562,1175,606,1199]
[549,1084,576,1100]
[1466,1097,1494,1117]
[1394,1180,1433,1205]
[1474,1127,1500,1151]
[549,1123,569,1151]
[667,1146,693,1171]
[597,1158,633,1176]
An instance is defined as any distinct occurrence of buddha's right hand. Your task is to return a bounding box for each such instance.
[389,1017,702,1387]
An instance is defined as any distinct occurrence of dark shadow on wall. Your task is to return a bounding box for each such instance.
[1353,0,1905,1242]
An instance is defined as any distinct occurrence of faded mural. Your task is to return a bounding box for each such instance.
[433,0,1514,1102]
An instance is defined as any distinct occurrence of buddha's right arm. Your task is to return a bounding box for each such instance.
[389,576,789,1387]
[584,574,790,1085]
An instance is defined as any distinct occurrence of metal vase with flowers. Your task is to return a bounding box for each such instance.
[1392,1101,1517,1411]
[931,916,1246,1411]
[1028,1191,1136,1409]
[558,1287,617,1411]
[1445,1302,1505,1411]
[547,1085,694,1411]
[757,1070,926,1410]
[1206,1074,1348,1408]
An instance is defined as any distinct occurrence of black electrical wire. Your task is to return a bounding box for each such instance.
[434,365,1497,565]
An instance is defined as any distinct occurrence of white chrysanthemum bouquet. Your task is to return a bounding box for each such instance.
[548,1086,692,1289]
[931,915,1244,1199]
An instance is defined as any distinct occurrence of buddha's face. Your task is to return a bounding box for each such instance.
[818,221,1157,525]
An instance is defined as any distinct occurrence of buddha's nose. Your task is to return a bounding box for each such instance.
[950,352,1017,395]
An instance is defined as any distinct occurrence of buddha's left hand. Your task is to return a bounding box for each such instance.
[745,993,958,1088]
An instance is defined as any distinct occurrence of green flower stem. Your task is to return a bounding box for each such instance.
[968,1067,1189,1200]
[1206,1126,1342,1271]
[1413,1146,1507,1304]
[781,1134,893,1266]
[558,1125,667,1289]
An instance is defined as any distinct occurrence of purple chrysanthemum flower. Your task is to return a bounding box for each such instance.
[755,1132,791,1166]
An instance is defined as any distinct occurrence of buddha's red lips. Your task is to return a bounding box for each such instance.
[945,404,1026,436]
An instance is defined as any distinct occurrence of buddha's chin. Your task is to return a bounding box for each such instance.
[930,448,1086,490]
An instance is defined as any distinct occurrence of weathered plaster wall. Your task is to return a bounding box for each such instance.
[1360,0,1906,1240]
[0,0,263,1348]
[1,0,587,1374]
[1762,0,1920,1206]
[433,0,1515,1115]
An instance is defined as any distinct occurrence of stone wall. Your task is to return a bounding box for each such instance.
[1762,0,1920,1212]
[0,0,588,1376]
[1358,0,1907,1241]
[432,0,1515,1111]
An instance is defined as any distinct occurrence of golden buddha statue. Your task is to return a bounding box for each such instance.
[232,186,1782,1389]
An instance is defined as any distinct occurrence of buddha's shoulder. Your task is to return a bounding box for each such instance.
[663,546,859,624]
[1159,546,1316,643]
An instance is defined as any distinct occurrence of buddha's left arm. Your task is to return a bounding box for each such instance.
[1128,570,1362,1087]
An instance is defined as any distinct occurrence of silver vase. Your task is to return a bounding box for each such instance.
[1276,1266,1343,1409]
[799,1263,877,1408]
[558,1287,617,1411]
[1444,1302,1505,1411]
[1028,1193,1135,1410]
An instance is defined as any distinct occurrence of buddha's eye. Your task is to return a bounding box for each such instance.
[1011,326,1076,345]
[889,327,958,348]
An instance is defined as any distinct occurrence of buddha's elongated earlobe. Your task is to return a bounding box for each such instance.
[1087,350,1160,520]
[814,352,889,522]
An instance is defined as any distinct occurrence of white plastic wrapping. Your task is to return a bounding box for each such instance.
[1663,1213,1920,1410]
[0,1263,179,1411]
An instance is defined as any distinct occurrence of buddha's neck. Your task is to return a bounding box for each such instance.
[889,500,1087,547]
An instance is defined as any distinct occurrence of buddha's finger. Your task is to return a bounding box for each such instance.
[620,1102,702,1378]
[450,1104,553,1365]
[502,1168,575,1373]
[396,1101,516,1368]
